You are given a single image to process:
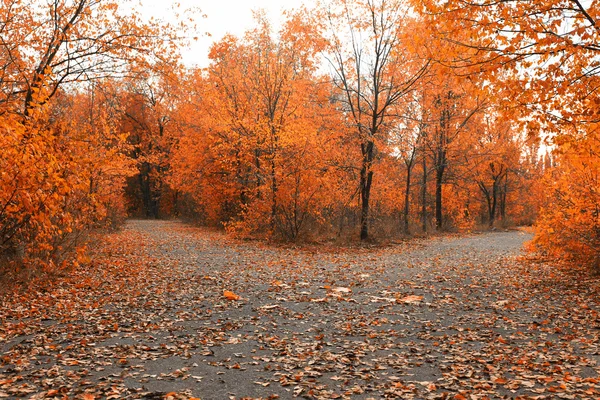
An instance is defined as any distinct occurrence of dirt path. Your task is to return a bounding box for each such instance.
[1,220,600,399]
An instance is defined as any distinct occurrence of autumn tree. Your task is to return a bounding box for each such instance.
[0,0,182,269]
[412,0,600,264]
[468,115,521,227]
[387,94,427,234]
[169,11,348,240]
[534,125,600,270]
[322,0,429,240]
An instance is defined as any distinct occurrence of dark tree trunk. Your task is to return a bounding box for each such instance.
[254,149,262,199]
[486,193,493,225]
[500,172,508,223]
[421,155,427,233]
[478,181,494,227]
[403,162,412,234]
[360,140,374,241]
[271,158,278,231]
[489,186,497,228]
[435,164,444,230]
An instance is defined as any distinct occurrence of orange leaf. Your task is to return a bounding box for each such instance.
[223,290,240,301]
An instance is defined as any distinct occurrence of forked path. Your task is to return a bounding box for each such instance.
[1,220,600,399]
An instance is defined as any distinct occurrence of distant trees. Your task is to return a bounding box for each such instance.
[168,11,349,240]
[163,1,543,241]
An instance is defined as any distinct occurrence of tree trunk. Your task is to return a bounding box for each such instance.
[435,165,444,230]
[421,155,427,233]
[254,149,262,199]
[270,125,279,233]
[271,158,278,231]
[403,163,412,234]
[500,172,508,223]
[360,140,374,241]
[490,181,498,228]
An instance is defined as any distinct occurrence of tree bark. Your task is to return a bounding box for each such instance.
[421,155,427,233]
[500,172,508,223]
[360,140,374,241]
[403,161,412,234]
[435,164,444,230]
[490,180,498,228]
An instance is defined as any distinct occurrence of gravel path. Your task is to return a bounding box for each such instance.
[1,220,600,399]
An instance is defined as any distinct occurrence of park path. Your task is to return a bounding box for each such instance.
[1,220,600,399]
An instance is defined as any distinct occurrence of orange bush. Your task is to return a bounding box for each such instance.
[533,129,600,270]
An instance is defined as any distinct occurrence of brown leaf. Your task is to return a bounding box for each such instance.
[397,295,423,304]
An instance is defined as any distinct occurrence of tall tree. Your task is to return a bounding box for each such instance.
[323,0,429,240]
[0,0,178,117]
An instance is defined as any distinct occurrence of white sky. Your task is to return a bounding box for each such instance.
[136,0,314,68]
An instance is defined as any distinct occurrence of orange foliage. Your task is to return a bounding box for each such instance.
[413,0,600,265]
[0,0,182,270]
[6,0,598,273]
[169,12,353,240]
[534,128,600,270]
[0,86,135,269]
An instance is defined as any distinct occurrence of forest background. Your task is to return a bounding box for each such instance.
[0,0,598,275]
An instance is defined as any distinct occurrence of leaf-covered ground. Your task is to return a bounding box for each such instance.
[1,220,600,399]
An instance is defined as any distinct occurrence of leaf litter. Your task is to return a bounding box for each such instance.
[1,220,600,399]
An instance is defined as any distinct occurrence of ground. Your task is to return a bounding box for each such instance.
[1,220,600,399]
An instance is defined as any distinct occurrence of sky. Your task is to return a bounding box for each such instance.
[137,0,314,68]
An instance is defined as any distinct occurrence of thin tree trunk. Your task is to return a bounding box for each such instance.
[435,165,444,230]
[421,155,427,233]
[500,172,508,223]
[254,149,262,199]
[490,181,498,228]
[271,158,278,231]
[360,140,374,241]
[403,163,412,234]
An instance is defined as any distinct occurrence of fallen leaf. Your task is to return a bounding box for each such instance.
[223,290,241,301]
[397,295,423,304]
[332,286,351,294]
